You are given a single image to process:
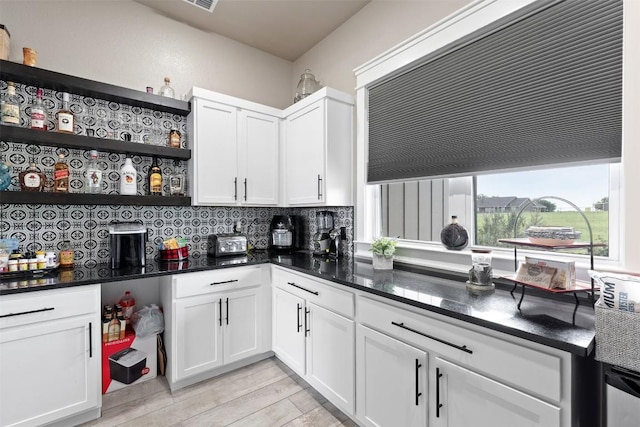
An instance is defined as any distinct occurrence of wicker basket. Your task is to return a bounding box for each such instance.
[595,299,640,372]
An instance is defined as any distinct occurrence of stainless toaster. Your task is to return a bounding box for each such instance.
[207,234,247,257]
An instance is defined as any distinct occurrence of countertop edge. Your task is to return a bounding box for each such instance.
[1,257,594,357]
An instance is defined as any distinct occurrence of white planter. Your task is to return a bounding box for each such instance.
[373,254,394,270]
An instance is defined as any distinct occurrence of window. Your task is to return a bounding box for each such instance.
[374,163,619,260]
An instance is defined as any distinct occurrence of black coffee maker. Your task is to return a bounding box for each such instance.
[269,215,302,252]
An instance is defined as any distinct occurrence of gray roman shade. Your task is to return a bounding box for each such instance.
[368,0,623,184]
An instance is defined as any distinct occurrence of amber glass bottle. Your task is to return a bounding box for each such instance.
[148,157,162,195]
[54,153,70,193]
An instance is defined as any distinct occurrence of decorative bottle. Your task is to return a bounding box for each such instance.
[118,291,136,329]
[440,215,469,251]
[56,92,74,134]
[1,81,20,126]
[108,307,121,342]
[120,157,137,195]
[114,304,126,339]
[102,305,112,343]
[54,153,70,193]
[158,77,175,98]
[169,128,181,148]
[30,88,46,130]
[85,150,102,193]
[19,162,45,192]
[169,160,186,196]
[148,157,162,195]
[59,240,74,268]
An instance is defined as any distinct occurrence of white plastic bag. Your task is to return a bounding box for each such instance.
[590,270,640,313]
[131,304,165,337]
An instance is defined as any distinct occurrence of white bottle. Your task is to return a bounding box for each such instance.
[120,157,137,195]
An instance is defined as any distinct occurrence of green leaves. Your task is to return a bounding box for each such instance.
[370,236,397,257]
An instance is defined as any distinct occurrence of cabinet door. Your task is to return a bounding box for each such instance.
[356,324,428,427]
[285,101,326,205]
[307,303,355,415]
[192,98,238,205]
[239,110,279,205]
[0,316,99,427]
[272,287,306,375]
[174,294,222,381]
[223,287,260,364]
[433,357,561,427]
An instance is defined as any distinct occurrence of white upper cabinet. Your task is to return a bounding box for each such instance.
[282,88,354,206]
[239,109,279,205]
[189,88,280,206]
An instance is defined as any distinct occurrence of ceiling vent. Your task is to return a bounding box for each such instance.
[183,0,218,13]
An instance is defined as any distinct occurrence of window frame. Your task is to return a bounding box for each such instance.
[354,0,631,277]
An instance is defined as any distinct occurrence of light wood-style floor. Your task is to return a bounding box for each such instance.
[81,357,358,427]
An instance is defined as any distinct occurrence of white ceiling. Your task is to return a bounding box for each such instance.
[134,0,371,62]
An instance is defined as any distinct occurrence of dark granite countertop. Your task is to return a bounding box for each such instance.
[0,250,595,357]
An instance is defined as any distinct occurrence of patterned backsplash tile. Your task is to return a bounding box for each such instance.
[0,80,353,265]
[0,204,354,266]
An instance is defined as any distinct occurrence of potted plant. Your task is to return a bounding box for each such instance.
[370,236,397,270]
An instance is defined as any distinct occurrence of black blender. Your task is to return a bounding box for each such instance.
[312,211,334,257]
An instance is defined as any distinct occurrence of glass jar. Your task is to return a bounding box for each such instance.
[294,69,319,103]
[468,249,494,288]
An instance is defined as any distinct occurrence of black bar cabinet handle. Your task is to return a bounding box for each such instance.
[225,298,229,325]
[218,298,222,326]
[436,367,443,417]
[210,279,238,286]
[234,177,238,200]
[296,303,302,333]
[305,308,310,337]
[89,322,93,358]
[0,307,55,318]
[415,358,422,406]
[317,174,322,200]
[287,281,319,296]
[244,178,247,201]
[391,321,473,354]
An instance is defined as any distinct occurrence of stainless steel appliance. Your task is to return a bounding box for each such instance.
[605,365,640,427]
[109,220,147,269]
[207,233,247,257]
[269,215,302,252]
[313,211,334,256]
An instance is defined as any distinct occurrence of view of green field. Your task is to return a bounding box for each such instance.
[476,210,609,255]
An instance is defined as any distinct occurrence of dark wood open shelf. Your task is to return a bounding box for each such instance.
[0,191,191,206]
[0,59,190,115]
[1,125,191,160]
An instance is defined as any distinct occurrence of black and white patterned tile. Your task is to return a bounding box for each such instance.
[0,203,353,266]
[0,80,354,266]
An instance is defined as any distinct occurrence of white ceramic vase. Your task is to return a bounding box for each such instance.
[373,254,394,270]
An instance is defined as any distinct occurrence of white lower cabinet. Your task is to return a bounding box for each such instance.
[0,285,101,427]
[356,295,570,427]
[356,324,428,427]
[306,302,355,412]
[272,267,355,415]
[175,293,223,378]
[433,357,560,427]
[162,266,269,390]
[272,286,306,374]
